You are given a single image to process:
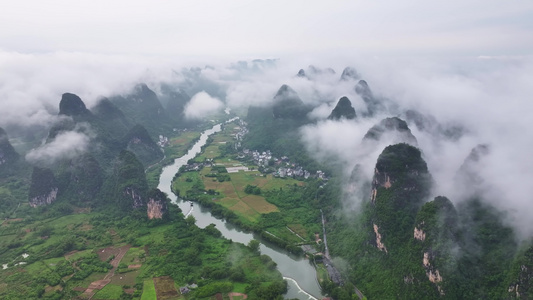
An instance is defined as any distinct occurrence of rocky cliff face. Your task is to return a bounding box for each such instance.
[28,167,58,207]
[112,150,149,211]
[411,196,459,296]
[353,144,471,298]
[146,189,169,219]
[328,97,356,120]
[506,245,533,299]
[124,186,144,208]
[369,143,431,252]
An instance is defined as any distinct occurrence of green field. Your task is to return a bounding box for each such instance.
[316,263,331,287]
[146,130,202,188]
[171,119,324,248]
[65,249,93,261]
[174,167,284,223]
[141,279,156,300]
[168,131,202,157]
[121,247,145,265]
[94,284,124,299]
[0,206,289,299]
[232,282,248,293]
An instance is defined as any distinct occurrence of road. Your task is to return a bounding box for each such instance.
[320,209,365,299]
[321,209,330,260]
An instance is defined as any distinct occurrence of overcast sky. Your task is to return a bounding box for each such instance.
[1,0,532,57]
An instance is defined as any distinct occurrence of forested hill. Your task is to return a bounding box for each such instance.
[272,84,313,120]
[244,84,322,173]
[1,64,531,300]
[122,124,163,167]
[0,83,289,299]
[19,90,174,218]
[328,96,356,120]
[325,142,526,299]
[108,83,175,136]
[1,82,201,219]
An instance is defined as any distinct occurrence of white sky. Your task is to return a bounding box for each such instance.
[1,0,532,57]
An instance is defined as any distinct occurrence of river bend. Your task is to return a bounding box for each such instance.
[157,121,324,300]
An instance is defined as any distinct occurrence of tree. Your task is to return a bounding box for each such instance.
[248,239,260,253]
[244,184,261,195]
[185,215,196,226]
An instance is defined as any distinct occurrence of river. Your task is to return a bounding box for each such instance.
[157,120,324,300]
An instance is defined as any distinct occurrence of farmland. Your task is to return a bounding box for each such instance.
[146,130,202,188]
[0,205,287,299]
[171,120,326,250]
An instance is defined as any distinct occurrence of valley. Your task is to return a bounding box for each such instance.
[0,89,292,300]
[1,61,532,300]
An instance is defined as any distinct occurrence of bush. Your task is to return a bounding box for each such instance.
[195,281,233,298]
[244,184,261,195]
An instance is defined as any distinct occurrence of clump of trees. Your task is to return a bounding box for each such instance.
[244,184,261,195]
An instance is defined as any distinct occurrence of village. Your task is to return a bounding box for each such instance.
[171,118,342,299]
[179,119,329,182]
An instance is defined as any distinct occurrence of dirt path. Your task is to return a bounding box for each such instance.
[81,245,131,299]
[228,292,248,299]
[104,245,130,280]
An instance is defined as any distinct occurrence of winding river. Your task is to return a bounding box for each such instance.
[157,121,324,300]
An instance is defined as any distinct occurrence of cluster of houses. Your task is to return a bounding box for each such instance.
[179,119,329,182]
[2,253,29,270]
[181,158,215,172]
[231,120,329,181]
[231,119,248,150]
[233,120,248,141]
[157,135,169,147]
[238,149,328,181]
[179,283,198,295]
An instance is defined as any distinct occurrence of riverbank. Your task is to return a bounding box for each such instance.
[145,130,202,188]
[171,119,324,249]
[158,119,326,299]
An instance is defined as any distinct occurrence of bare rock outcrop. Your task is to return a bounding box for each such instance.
[373,224,388,253]
[146,189,169,219]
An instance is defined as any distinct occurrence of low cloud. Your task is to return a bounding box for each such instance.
[3,49,533,239]
[26,129,91,165]
[298,56,533,239]
[184,91,224,119]
[308,103,334,120]
[0,50,187,131]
